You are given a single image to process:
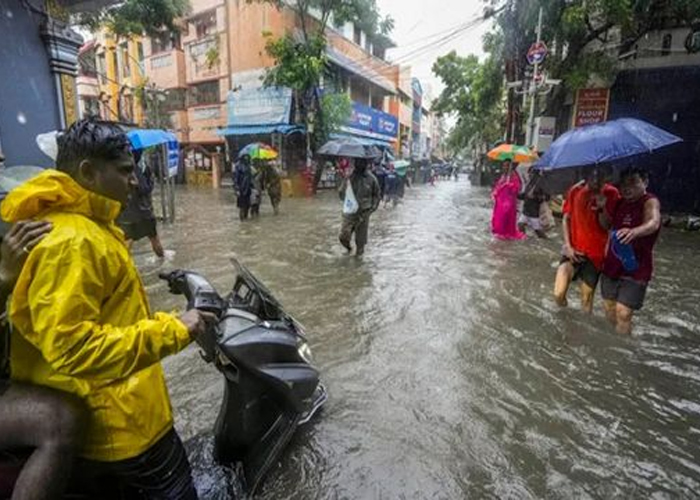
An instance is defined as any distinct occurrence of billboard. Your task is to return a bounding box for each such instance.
[227,86,292,126]
[573,88,610,127]
[346,102,398,140]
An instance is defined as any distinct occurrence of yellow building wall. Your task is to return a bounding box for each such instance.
[96,31,144,125]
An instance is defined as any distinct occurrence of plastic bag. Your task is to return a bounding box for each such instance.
[36,131,59,161]
[343,182,359,215]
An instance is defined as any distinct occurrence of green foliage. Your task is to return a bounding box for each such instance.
[333,0,394,39]
[204,42,220,69]
[432,49,505,154]
[76,0,190,38]
[262,34,327,90]
[318,92,352,141]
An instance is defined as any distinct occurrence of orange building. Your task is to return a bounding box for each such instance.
[77,1,411,180]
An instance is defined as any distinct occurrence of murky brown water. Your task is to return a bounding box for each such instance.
[133,179,700,499]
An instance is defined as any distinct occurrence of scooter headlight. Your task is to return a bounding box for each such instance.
[297,341,314,364]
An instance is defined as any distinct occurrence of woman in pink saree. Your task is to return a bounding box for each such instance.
[491,161,526,240]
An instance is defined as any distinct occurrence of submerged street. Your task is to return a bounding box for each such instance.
[135,180,700,499]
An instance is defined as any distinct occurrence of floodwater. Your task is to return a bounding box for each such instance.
[133,179,700,499]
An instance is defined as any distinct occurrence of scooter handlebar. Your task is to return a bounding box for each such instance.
[159,270,225,363]
[159,270,226,316]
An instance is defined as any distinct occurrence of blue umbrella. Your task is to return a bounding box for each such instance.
[127,129,178,150]
[535,118,682,171]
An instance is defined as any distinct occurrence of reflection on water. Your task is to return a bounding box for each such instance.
[133,180,700,499]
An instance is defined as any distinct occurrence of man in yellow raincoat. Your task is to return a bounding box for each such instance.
[0,118,213,498]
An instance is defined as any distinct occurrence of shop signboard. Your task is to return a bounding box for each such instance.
[573,88,610,127]
[227,86,292,126]
[345,102,398,140]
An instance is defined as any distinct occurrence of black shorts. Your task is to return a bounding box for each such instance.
[120,219,157,241]
[559,256,601,289]
[600,275,648,311]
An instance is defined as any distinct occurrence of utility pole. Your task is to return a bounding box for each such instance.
[526,7,543,147]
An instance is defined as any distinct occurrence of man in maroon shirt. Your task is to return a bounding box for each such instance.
[600,167,661,335]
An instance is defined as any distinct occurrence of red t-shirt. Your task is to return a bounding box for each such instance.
[562,182,620,269]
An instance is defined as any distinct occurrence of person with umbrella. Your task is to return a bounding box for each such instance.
[233,154,253,221]
[536,118,681,316]
[338,158,381,256]
[490,160,525,240]
[600,167,661,335]
[262,161,282,216]
[117,149,165,258]
[553,168,620,312]
[487,145,538,240]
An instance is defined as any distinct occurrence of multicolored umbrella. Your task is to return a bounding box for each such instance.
[238,142,278,160]
[487,144,538,163]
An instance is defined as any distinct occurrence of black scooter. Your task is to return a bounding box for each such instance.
[160,258,327,495]
[0,259,326,498]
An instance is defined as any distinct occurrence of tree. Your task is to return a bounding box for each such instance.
[488,0,700,137]
[75,0,190,38]
[432,46,506,156]
[252,0,393,166]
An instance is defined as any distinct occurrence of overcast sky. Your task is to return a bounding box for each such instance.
[378,0,493,104]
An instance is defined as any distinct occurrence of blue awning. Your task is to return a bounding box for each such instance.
[127,129,178,150]
[217,124,305,136]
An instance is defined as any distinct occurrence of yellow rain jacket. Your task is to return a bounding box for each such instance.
[0,170,192,462]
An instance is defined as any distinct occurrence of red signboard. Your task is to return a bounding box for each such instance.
[573,88,610,127]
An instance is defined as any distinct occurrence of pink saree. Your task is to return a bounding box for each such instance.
[491,172,526,240]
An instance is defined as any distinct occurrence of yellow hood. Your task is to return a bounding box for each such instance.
[1,169,121,224]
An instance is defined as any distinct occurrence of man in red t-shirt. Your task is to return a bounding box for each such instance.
[554,170,620,312]
[600,167,661,335]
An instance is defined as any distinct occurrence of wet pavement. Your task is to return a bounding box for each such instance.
[133,179,700,499]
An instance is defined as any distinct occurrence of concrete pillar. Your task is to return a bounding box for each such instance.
[40,18,83,127]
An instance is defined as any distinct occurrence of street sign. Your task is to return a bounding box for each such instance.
[573,88,610,127]
[527,41,548,65]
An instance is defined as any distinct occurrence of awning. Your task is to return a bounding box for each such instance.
[326,47,396,94]
[217,124,305,136]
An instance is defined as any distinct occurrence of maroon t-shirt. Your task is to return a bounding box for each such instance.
[603,193,660,283]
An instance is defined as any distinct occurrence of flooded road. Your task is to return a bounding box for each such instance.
[134,179,700,499]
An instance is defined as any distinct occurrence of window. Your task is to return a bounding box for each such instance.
[160,88,187,112]
[137,42,144,63]
[188,80,220,106]
[662,34,672,56]
[118,93,134,122]
[110,50,118,79]
[120,43,130,78]
[152,32,180,54]
[82,97,101,118]
[79,51,97,78]
[353,25,362,45]
[96,54,106,80]
[194,10,217,38]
